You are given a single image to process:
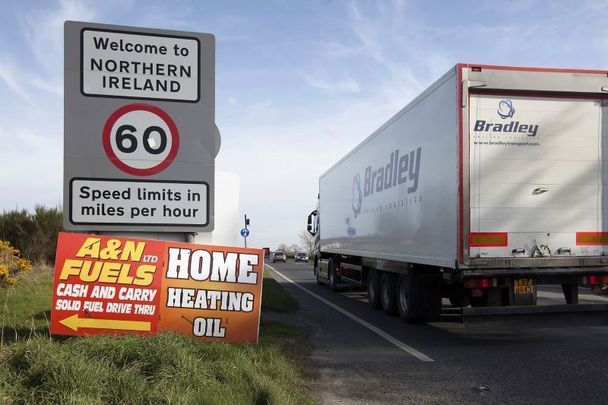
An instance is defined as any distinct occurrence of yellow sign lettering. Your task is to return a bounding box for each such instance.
[75,238,101,258]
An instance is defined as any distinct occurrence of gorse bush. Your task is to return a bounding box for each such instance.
[0,240,33,286]
[0,205,62,264]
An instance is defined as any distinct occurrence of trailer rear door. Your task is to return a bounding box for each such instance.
[469,93,608,258]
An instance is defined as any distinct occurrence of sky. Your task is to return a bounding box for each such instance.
[1,0,608,250]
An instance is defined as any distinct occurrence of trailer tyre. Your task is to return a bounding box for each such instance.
[328,259,339,291]
[397,274,422,323]
[367,269,381,310]
[315,262,323,285]
[398,272,424,323]
[397,274,410,320]
[380,272,398,315]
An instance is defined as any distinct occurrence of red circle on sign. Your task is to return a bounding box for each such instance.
[102,103,180,176]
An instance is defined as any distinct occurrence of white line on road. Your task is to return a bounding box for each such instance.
[266,264,435,362]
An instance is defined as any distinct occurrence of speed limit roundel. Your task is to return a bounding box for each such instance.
[102,103,179,176]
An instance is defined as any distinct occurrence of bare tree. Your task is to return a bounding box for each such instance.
[300,229,314,257]
[289,244,300,256]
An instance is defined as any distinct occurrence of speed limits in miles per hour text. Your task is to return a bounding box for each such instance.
[70,179,208,226]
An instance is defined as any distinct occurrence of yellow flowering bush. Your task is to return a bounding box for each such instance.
[0,240,33,286]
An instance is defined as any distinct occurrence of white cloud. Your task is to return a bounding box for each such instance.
[0,124,62,211]
[0,58,34,105]
[303,74,361,94]
[21,0,98,74]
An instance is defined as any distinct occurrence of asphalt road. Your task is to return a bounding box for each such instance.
[265,261,608,405]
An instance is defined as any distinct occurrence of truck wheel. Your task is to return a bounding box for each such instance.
[380,272,398,315]
[314,260,323,285]
[397,274,410,320]
[328,259,339,291]
[367,269,381,309]
[399,271,424,323]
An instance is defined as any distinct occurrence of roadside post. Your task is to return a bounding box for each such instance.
[241,214,250,247]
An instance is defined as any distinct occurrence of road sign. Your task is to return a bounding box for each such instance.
[81,28,199,102]
[69,178,208,226]
[64,21,218,233]
[241,228,250,238]
[102,103,179,176]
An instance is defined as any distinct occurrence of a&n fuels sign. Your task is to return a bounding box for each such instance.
[64,21,219,232]
[51,232,264,343]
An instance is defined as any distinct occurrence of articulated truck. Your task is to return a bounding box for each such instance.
[307,64,608,324]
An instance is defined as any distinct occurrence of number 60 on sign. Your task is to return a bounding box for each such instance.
[103,103,180,176]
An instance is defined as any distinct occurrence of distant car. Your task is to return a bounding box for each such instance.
[272,251,286,263]
[294,252,309,262]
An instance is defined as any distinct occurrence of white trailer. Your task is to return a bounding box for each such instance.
[308,64,608,324]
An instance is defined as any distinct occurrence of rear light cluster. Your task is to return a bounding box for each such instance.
[584,274,608,286]
[463,278,496,289]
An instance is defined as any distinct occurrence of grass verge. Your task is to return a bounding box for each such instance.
[0,264,313,404]
[0,264,53,344]
[262,267,298,313]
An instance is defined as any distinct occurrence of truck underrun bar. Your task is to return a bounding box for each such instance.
[461,304,608,331]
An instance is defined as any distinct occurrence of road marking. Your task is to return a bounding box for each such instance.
[266,264,434,362]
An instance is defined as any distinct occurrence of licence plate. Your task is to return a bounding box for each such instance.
[514,278,534,295]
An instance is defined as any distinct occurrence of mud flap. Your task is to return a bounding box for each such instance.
[409,268,441,322]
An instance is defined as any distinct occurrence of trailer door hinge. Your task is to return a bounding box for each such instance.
[462,80,487,107]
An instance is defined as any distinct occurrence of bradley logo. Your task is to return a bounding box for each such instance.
[364,147,421,196]
[351,147,422,218]
[497,100,515,119]
[351,147,421,219]
[474,99,538,137]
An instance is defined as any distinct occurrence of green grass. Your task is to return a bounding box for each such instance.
[0,264,314,404]
[262,268,298,313]
[0,264,53,343]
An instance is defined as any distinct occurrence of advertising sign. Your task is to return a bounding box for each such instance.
[64,21,218,233]
[158,241,263,342]
[51,232,264,343]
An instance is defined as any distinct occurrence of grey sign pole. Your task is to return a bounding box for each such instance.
[64,21,219,240]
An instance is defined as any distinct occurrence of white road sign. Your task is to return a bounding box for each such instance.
[82,28,199,101]
[103,103,179,176]
[70,179,208,226]
[65,21,216,232]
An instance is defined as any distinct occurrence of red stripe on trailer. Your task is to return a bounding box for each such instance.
[470,232,509,247]
[457,64,464,264]
[576,232,608,245]
[460,63,608,75]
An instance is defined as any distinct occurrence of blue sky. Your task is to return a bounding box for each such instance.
[1,0,608,249]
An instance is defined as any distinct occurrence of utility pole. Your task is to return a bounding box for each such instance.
[241,214,250,248]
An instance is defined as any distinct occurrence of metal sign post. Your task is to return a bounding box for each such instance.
[241,214,250,247]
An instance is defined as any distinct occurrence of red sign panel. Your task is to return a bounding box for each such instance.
[51,232,264,343]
